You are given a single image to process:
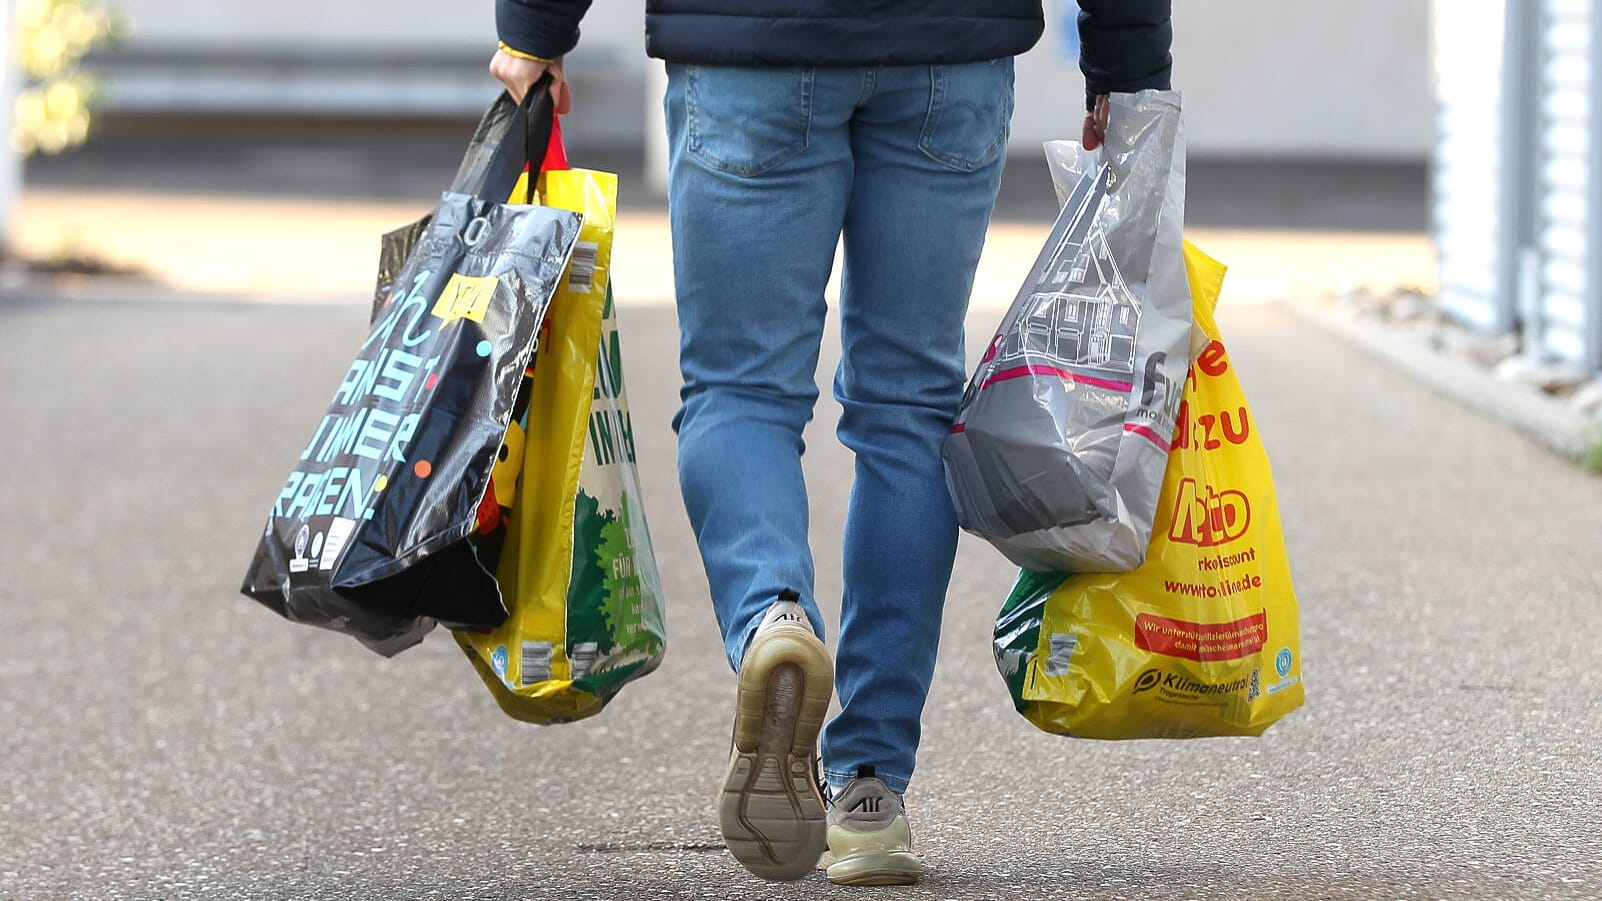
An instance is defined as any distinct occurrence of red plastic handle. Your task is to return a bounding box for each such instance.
[541,114,569,172]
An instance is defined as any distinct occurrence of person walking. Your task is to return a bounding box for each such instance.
[491,0,1172,885]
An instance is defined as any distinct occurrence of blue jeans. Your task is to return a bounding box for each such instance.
[664,61,1014,794]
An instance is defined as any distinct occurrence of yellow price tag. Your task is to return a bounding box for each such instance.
[432,273,499,324]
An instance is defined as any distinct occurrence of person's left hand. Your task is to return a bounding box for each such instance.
[1082,94,1110,151]
[489,50,571,113]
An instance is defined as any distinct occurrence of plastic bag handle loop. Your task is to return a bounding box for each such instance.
[443,81,552,202]
[517,75,556,203]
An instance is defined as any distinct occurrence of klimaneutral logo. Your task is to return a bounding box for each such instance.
[1132,667,1254,697]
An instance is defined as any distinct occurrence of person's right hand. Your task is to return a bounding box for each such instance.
[1082,94,1110,151]
[489,50,572,114]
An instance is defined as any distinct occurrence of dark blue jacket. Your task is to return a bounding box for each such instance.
[1076,0,1171,106]
[640,1,1044,67]
[497,1,1168,102]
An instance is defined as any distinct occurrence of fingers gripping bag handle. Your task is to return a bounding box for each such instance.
[522,75,556,154]
[510,86,573,200]
[445,76,557,202]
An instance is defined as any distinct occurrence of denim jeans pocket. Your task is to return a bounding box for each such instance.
[918,59,1015,173]
[685,65,815,177]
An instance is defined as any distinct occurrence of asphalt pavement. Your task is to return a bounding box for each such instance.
[1,286,1599,900]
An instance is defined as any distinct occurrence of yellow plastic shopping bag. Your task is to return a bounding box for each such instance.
[993,241,1303,739]
[454,165,667,724]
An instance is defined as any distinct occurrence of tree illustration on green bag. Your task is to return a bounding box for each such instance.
[597,491,660,654]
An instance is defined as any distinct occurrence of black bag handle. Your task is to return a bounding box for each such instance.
[448,75,559,203]
[516,74,557,204]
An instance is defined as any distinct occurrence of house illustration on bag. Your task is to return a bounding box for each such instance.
[1002,223,1142,378]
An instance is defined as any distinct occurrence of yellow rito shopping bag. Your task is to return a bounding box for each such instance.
[454,166,667,724]
[993,242,1304,739]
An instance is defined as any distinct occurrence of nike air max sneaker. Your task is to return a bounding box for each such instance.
[719,590,833,881]
[825,766,923,886]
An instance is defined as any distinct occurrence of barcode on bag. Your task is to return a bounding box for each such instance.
[570,642,599,679]
[520,641,553,686]
[1044,633,1078,676]
[565,241,599,293]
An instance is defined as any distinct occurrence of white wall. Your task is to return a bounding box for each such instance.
[111,0,644,57]
[101,0,1429,162]
[113,2,485,47]
[1013,0,1433,161]
[98,0,648,137]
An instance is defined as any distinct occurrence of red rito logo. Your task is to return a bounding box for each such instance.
[1168,477,1251,547]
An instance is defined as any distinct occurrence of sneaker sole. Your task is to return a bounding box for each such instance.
[719,631,832,881]
[826,851,924,886]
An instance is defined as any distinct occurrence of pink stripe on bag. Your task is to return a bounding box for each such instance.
[982,364,1133,393]
[1123,422,1171,452]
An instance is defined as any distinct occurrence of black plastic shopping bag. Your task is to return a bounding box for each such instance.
[241,87,583,656]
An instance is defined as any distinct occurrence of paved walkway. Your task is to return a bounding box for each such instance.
[0,267,1597,898]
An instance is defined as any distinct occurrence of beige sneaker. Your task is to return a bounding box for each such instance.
[824,768,924,886]
[719,591,833,881]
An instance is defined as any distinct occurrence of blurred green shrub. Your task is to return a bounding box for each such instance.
[13,0,122,156]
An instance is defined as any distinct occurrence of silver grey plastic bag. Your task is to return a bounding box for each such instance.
[943,90,1190,573]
